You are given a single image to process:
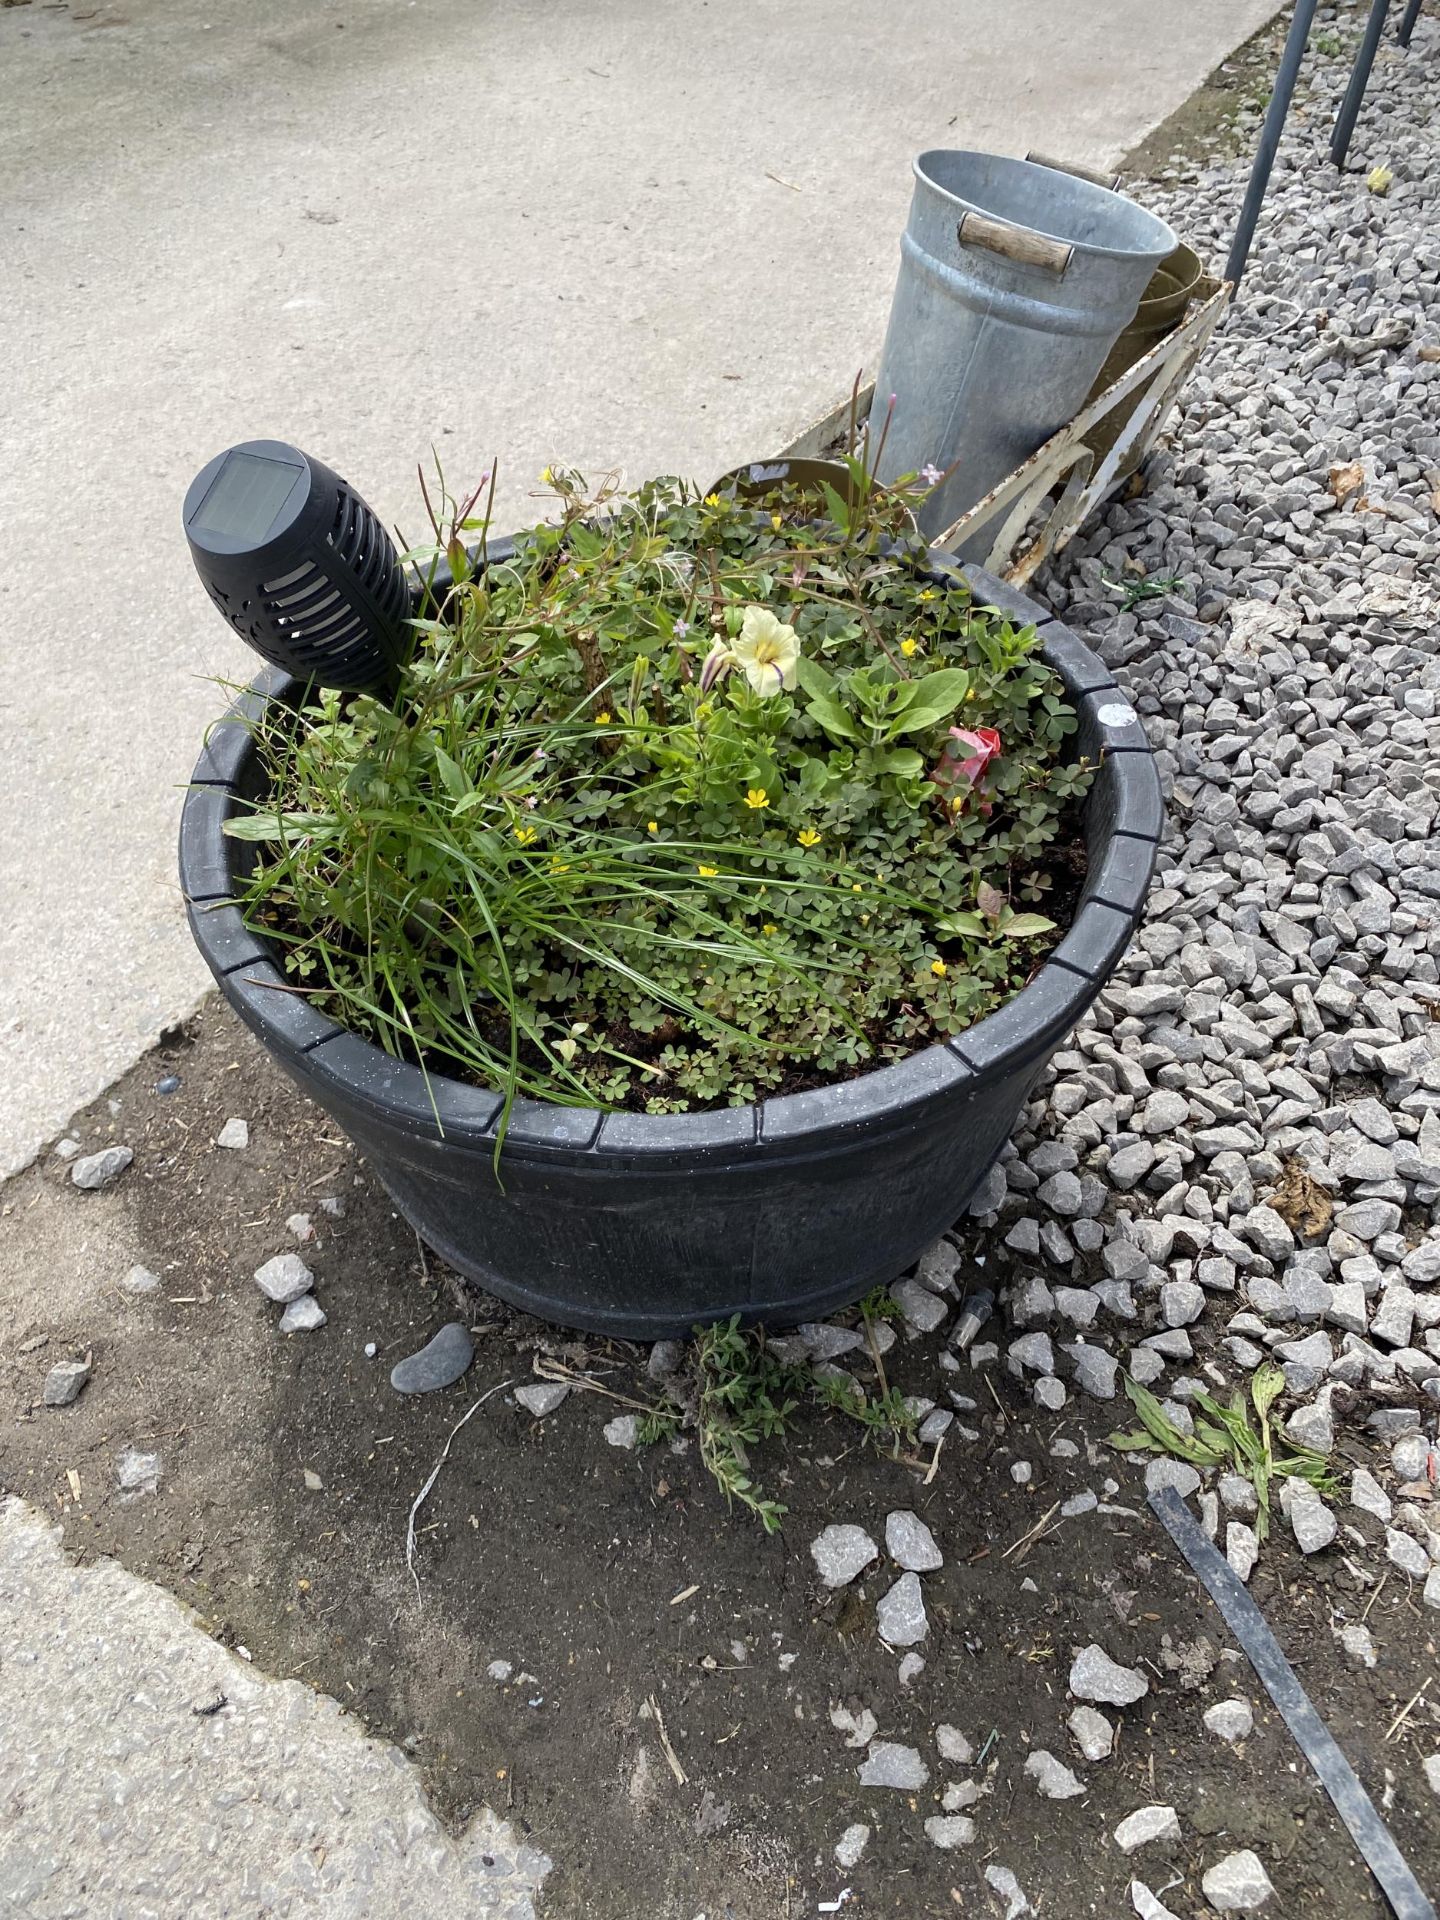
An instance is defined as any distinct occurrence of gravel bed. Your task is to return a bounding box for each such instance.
[941,9,1440,1561]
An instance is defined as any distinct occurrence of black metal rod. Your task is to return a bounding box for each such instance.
[1225,0,1320,288]
[1397,0,1423,46]
[1331,0,1393,166]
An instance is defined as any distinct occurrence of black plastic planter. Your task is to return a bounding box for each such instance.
[180,563,1160,1339]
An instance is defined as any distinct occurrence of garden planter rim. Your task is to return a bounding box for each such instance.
[180,561,1161,1165]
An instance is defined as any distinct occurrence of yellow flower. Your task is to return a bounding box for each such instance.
[550,858,571,873]
[762,922,778,935]
[744,787,769,810]
[697,864,719,878]
[1367,164,1393,194]
[593,710,611,725]
[703,492,720,506]
[647,820,659,834]
[900,638,919,657]
[729,605,801,696]
[770,513,783,531]
[514,825,537,846]
[931,958,947,977]
[851,882,862,893]
[918,588,937,603]
[797,827,822,848]
[540,466,554,485]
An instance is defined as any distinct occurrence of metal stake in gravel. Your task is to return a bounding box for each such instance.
[1149,1486,1436,1920]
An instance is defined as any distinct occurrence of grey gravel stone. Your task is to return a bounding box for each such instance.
[834,1823,870,1869]
[1226,1523,1259,1583]
[1068,1705,1115,1760]
[1201,1849,1274,1912]
[1204,1699,1253,1744]
[253,1253,314,1304]
[891,1279,948,1335]
[1387,1528,1430,1580]
[1070,1643,1149,1707]
[647,1340,684,1379]
[885,1510,943,1573]
[121,1264,160,1295]
[1023,1749,1085,1799]
[1337,1624,1376,1669]
[41,1358,91,1407]
[1144,1459,1201,1499]
[1066,1344,1119,1400]
[857,1740,929,1789]
[115,1448,161,1497]
[1351,1468,1392,1522]
[1114,1805,1181,1853]
[215,1117,249,1150]
[984,1866,1032,1920]
[936,1723,973,1763]
[1288,1495,1336,1555]
[278,1296,327,1334]
[1162,1281,1205,1328]
[390,1322,474,1394]
[924,1814,976,1850]
[514,1383,570,1418]
[70,1146,132,1191]
[875,1571,928,1647]
[810,1525,878,1589]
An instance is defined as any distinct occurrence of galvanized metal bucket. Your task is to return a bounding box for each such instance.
[869,151,1176,545]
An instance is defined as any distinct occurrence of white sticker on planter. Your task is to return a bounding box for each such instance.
[1097,702,1139,727]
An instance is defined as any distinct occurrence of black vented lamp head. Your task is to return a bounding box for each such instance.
[183,440,410,692]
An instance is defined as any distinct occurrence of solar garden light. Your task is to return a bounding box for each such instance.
[183,439,410,691]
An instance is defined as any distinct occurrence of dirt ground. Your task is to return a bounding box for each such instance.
[2,1001,1435,1920]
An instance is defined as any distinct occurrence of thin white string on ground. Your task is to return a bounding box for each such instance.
[405,1378,515,1600]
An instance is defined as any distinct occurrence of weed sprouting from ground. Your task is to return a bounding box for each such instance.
[641,1313,921,1532]
[1109,1363,1339,1542]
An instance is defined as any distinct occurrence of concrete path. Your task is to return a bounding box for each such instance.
[0,1497,549,1917]
[0,0,1279,1175]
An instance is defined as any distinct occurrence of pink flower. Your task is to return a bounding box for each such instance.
[931,726,1002,817]
[944,726,1002,788]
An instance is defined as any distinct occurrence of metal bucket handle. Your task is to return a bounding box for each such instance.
[1023,150,1124,192]
[956,210,1073,278]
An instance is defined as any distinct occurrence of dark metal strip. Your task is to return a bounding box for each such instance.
[1148,1486,1435,1920]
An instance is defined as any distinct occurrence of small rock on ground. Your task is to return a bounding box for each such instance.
[1201,1849,1275,1912]
[602,1414,639,1450]
[121,1264,160,1294]
[390,1322,474,1394]
[924,1814,976,1850]
[936,1724,973,1763]
[1068,1705,1115,1760]
[41,1358,92,1407]
[515,1383,570,1418]
[1115,1805,1181,1854]
[216,1117,249,1150]
[857,1740,929,1790]
[278,1296,327,1334]
[1203,1699,1254,1744]
[984,1864,1032,1918]
[1023,1750,1085,1800]
[1070,1643,1149,1706]
[875,1571,928,1648]
[834,1823,870,1869]
[70,1146,132,1191]
[810,1524,878,1589]
[885,1508,943,1571]
[253,1253,315,1305]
